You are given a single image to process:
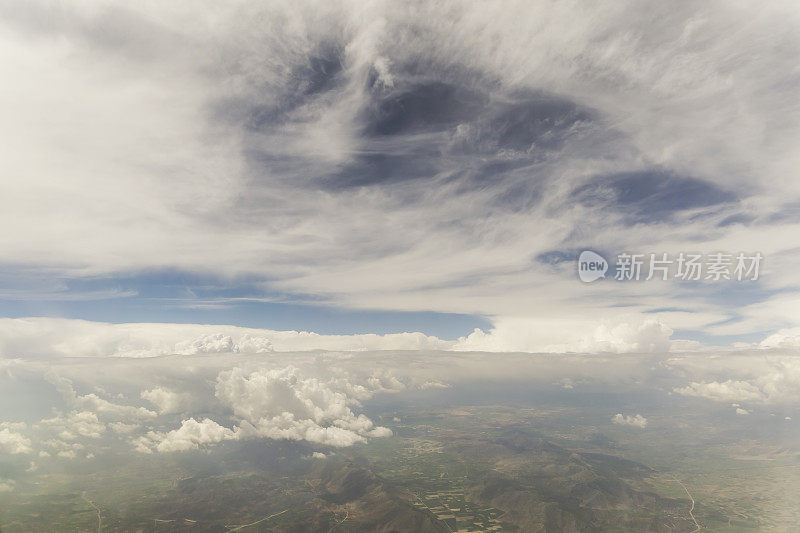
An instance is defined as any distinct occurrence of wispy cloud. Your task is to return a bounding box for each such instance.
[0,1,798,342]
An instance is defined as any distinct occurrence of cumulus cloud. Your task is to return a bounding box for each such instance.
[612,413,648,429]
[759,327,800,350]
[45,371,157,421]
[0,318,451,358]
[133,418,235,453]
[109,422,140,435]
[673,357,800,405]
[39,411,106,440]
[418,380,450,390]
[235,334,274,354]
[76,394,157,421]
[0,422,32,454]
[455,317,673,353]
[11,315,800,360]
[87,362,404,455]
[172,333,272,355]
[0,317,683,357]
[674,380,766,404]
[3,326,800,466]
[174,334,236,355]
[214,366,392,448]
[41,439,86,459]
[141,387,190,414]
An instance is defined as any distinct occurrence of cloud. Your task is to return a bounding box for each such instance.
[109,422,140,435]
[132,365,396,453]
[214,366,392,448]
[0,422,33,454]
[759,327,800,350]
[39,411,106,440]
[133,418,235,454]
[674,380,766,404]
[171,332,273,355]
[0,1,797,342]
[0,318,451,358]
[45,370,157,421]
[0,316,681,357]
[455,317,673,353]
[3,322,800,465]
[418,380,450,390]
[41,438,86,459]
[673,357,800,405]
[75,394,157,421]
[141,387,190,414]
[612,413,648,429]
[235,334,275,354]
[174,334,236,355]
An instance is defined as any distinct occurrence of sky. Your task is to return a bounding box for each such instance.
[1,1,800,351]
[2,0,800,478]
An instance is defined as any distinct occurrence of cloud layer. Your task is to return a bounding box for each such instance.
[0,318,798,485]
[0,1,798,341]
[0,316,684,356]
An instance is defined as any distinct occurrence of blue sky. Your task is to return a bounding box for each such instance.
[0,267,490,337]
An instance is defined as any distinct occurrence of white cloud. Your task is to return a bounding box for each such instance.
[45,370,157,421]
[673,357,800,405]
[40,411,106,440]
[76,393,157,421]
[0,318,451,358]
[735,407,750,415]
[418,380,450,390]
[0,422,32,454]
[214,366,392,448]
[0,479,15,492]
[5,323,800,462]
[141,387,189,414]
[12,316,800,361]
[759,327,800,350]
[124,364,398,454]
[174,334,235,355]
[109,422,140,435]
[235,334,274,354]
[41,439,85,458]
[134,418,235,453]
[612,413,648,428]
[675,380,766,404]
[455,317,673,353]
